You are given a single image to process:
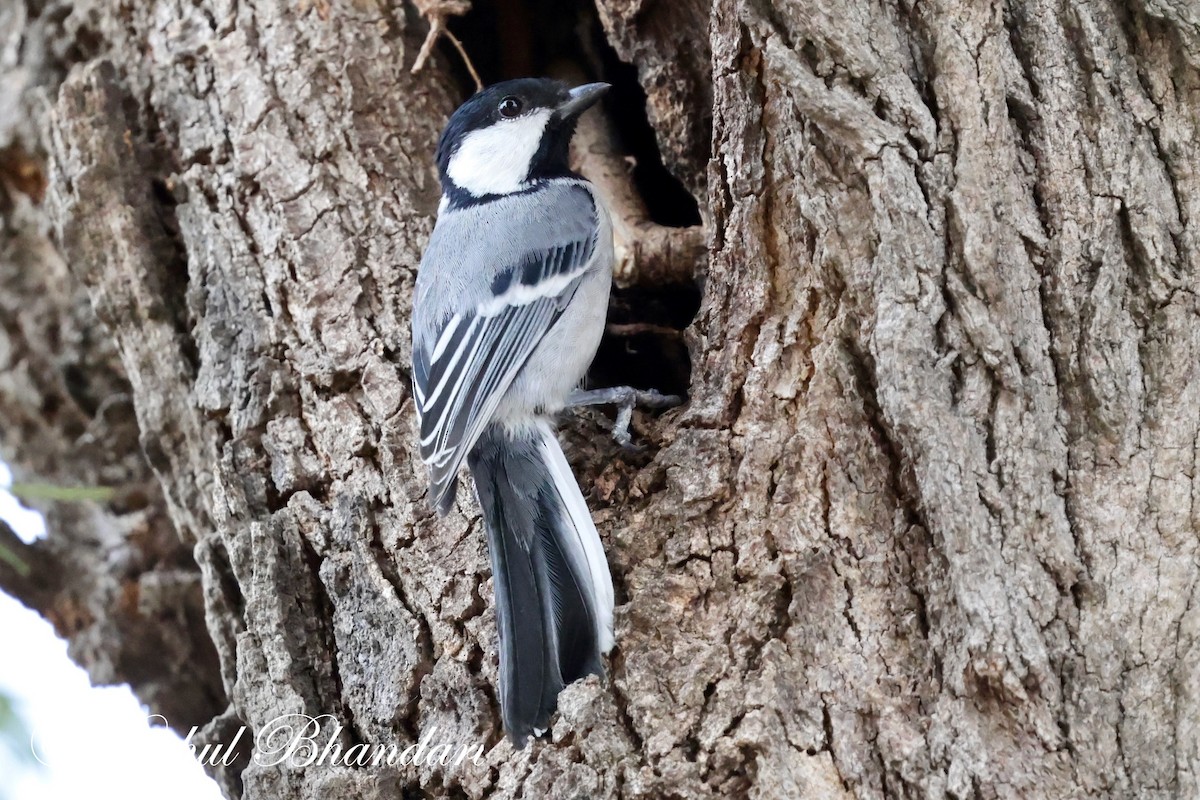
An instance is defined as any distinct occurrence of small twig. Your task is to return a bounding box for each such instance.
[8,482,117,502]
[0,542,30,578]
[443,30,482,92]
[0,520,57,611]
[410,0,482,93]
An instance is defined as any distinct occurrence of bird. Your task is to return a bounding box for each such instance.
[410,78,617,747]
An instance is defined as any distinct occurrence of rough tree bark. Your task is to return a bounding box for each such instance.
[1,0,1198,798]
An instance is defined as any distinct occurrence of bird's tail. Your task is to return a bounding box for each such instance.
[467,420,614,747]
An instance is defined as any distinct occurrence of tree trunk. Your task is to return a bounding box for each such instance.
[2,0,1198,797]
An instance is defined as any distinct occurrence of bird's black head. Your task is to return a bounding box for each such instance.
[435,78,609,205]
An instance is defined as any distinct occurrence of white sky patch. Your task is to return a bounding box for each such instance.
[447,109,552,196]
[0,463,221,800]
[0,463,46,543]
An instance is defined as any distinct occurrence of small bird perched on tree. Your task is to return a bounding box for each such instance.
[410,78,619,747]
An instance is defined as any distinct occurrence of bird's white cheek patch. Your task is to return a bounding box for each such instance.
[447,110,552,196]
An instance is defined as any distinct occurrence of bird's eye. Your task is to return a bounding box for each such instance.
[498,96,523,118]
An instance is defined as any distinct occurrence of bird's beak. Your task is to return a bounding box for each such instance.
[557,82,611,119]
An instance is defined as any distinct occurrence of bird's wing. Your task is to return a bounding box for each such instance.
[412,233,599,512]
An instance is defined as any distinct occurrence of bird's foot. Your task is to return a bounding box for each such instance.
[567,387,682,449]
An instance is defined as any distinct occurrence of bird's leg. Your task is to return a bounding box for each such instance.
[567,387,682,449]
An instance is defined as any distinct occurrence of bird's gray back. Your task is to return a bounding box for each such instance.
[413,180,600,346]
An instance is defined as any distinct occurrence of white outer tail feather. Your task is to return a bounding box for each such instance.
[534,419,615,653]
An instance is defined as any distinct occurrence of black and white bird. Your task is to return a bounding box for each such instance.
[410,79,616,747]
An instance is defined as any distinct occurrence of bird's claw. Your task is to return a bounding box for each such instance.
[567,387,682,449]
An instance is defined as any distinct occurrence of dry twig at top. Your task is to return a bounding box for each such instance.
[409,0,482,92]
